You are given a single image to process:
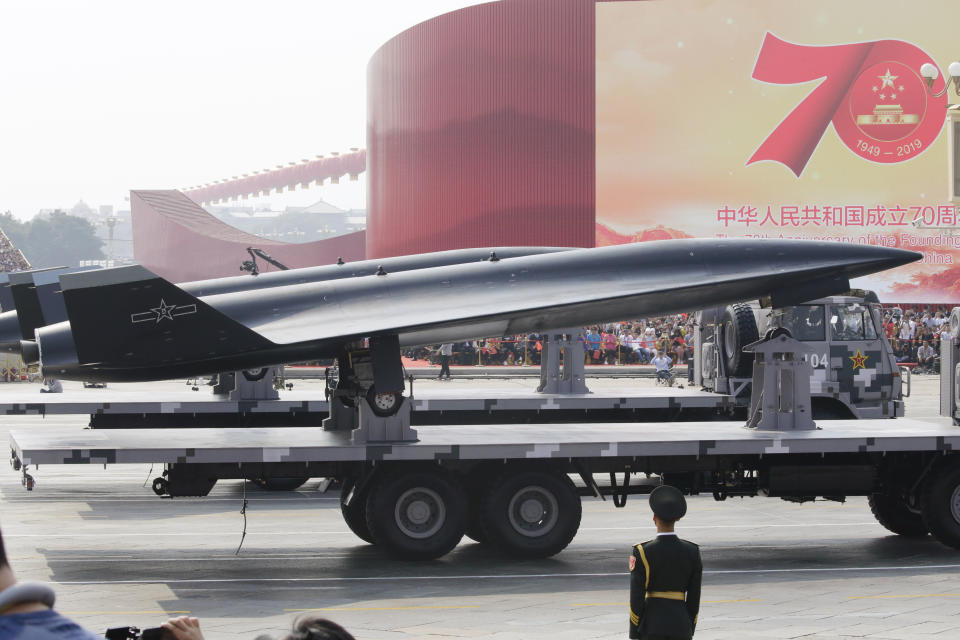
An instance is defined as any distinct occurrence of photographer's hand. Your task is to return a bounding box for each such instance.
[161,616,205,640]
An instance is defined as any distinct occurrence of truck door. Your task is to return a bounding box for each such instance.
[826,302,888,416]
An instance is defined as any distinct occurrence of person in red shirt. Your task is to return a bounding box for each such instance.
[883,314,896,339]
[602,331,619,364]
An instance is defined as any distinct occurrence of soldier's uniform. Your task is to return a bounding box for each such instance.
[629,486,702,639]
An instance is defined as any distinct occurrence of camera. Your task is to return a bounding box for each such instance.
[105,626,173,640]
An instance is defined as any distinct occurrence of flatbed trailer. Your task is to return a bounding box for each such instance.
[0,384,743,427]
[9,417,960,560]
[7,332,954,561]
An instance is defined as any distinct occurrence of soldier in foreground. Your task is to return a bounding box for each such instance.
[629,485,702,639]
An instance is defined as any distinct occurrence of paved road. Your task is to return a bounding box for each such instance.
[1,376,958,639]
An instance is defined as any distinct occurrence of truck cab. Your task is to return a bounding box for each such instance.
[695,291,905,419]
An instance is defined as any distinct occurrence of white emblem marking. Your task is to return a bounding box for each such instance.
[131,299,198,324]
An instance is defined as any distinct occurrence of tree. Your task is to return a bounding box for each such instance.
[0,210,104,268]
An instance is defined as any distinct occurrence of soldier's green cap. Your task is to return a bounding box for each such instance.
[649,485,686,520]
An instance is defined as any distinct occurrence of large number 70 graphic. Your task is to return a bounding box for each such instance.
[747,33,946,176]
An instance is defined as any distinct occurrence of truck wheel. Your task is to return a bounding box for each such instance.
[365,468,467,560]
[340,477,374,544]
[366,386,403,417]
[480,469,581,558]
[868,493,928,537]
[722,303,759,378]
[921,463,960,549]
[255,476,309,491]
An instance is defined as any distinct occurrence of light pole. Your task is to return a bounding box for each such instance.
[101,215,120,264]
[920,61,960,204]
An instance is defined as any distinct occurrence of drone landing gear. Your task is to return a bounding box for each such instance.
[324,336,418,444]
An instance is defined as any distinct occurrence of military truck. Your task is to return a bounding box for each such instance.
[695,290,907,420]
[13,294,960,563]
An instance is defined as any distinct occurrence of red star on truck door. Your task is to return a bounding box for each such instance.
[849,350,869,370]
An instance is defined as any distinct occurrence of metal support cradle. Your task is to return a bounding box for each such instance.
[744,333,817,431]
[322,395,418,444]
[213,367,282,401]
[537,329,589,395]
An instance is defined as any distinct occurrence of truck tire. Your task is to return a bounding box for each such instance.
[340,477,374,544]
[921,462,960,549]
[700,343,717,381]
[365,468,467,560]
[722,303,759,378]
[480,469,581,558]
[867,493,928,537]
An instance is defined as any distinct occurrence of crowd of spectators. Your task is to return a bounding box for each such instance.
[882,306,952,373]
[0,227,30,272]
[403,314,696,369]
[409,305,958,375]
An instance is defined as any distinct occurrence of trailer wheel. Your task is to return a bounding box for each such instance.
[365,468,467,560]
[867,493,928,537]
[152,477,168,496]
[340,477,374,544]
[722,303,759,378]
[255,476,309,491]
[366,386,403,417]
[921,462,960,549]
[480,469,581,558]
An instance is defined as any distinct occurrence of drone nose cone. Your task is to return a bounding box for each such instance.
[848,243,921,264]
[836,244,922,277]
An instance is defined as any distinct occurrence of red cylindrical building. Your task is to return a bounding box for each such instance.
[366,0,596,258]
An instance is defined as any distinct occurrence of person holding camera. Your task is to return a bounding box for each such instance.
[0,523,101,639]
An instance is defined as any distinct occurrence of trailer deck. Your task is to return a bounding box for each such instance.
[0,383,738,420]
[10,418,958,466]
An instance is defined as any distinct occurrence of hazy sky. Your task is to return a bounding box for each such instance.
[0,0,484,219]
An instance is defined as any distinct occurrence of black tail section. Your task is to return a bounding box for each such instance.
[0,275,15,313]
[8,273,48,339]
[60,265,273,368]
[7,267,87,339]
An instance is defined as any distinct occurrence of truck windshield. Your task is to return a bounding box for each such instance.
[777,305,826,341]
[830,304,878,341]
